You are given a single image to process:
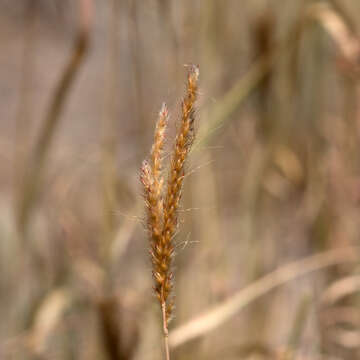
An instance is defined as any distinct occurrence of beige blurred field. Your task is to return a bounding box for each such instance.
[1,0,360,359]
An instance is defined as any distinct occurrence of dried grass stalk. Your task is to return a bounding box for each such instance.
[141,66,199,360]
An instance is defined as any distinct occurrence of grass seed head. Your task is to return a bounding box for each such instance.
[141,66,199,326]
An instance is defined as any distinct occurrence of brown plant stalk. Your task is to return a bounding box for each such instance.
[140,66,199,360]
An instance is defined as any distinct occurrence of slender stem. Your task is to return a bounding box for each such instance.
[161,302,170,360]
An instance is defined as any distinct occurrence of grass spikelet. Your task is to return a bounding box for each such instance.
[141,66,199,360]
[140,105,168,297]
[162,65,199,317]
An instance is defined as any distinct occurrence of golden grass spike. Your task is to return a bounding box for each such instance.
[161,65,199,321]
[141,66,199,360]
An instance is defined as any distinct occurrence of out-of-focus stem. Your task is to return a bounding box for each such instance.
[128,0,147,162]
[15,0,37,195]
[157,0,180,86]
[286,294,311,359]
[16,0,93,237]
[101,0,121,259]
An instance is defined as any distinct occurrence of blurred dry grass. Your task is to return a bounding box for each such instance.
[1,0,360,359]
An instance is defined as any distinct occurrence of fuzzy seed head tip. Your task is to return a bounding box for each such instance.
[160,102,168,117]
[187,64,199,82]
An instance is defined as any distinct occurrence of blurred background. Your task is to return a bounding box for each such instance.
[1,0,360,359]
